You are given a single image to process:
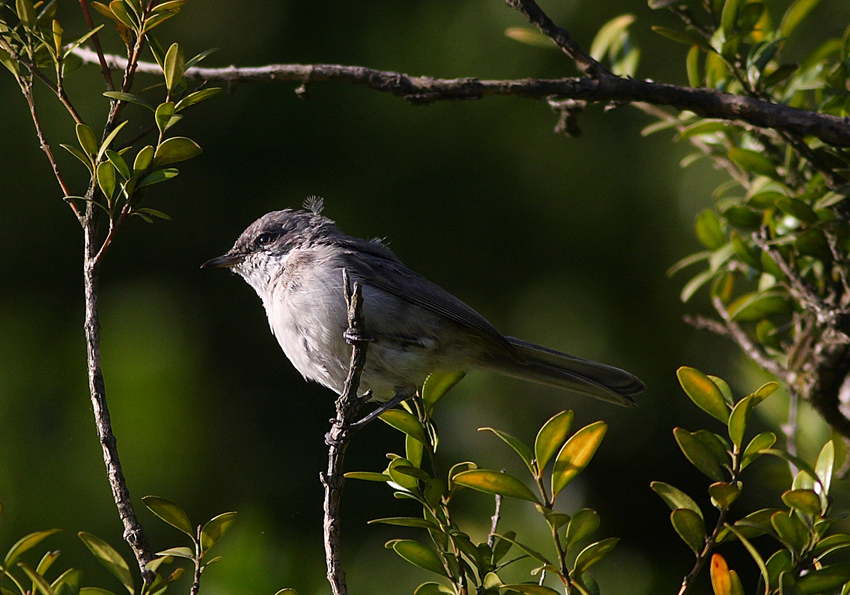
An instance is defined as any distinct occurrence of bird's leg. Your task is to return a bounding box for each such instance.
[349,387,415,429]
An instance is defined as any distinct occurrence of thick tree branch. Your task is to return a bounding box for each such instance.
[71,47,850,148]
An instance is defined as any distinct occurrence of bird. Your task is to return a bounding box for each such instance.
[202,199,644,418]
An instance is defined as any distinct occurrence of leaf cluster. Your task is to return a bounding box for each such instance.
[0,497,235,595]
[656,367,850,595]
[346,372,617,595]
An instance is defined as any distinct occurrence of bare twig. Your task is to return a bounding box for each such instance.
[321,269,371,595]
[71,47,850,148]
[487,494,503,549]
[19,79,82,220]
[77,0,115,90]
[83,214,154,579]
[505,0,609,77]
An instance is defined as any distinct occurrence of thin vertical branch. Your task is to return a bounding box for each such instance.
[321,269,370,595]
[83,210,153,579]
[77,0,115,90]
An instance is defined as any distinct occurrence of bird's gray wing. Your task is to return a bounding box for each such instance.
[337,243,521,360]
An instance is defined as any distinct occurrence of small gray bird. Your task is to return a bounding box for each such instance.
[203,201,644,413]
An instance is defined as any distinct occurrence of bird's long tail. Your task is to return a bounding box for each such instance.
[479,337,644,407]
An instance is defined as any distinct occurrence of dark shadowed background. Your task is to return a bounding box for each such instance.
[1,0,846,593]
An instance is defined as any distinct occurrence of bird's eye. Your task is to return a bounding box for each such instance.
[256,232,276,247]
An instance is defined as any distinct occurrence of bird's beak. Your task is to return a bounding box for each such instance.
[201,252,244,269]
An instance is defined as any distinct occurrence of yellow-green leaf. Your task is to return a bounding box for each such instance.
[452,469,539,504]
[534,410,574,476]
[386,539,447,577]
[551,421,607,497]
[677,367,729,423]
[671,509,705,554]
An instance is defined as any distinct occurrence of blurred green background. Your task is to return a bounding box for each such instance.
[1,0,847,593]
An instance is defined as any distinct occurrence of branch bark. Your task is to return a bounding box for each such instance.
[83,212,153,579]
[321,270,371,595]
[71,46,850,148]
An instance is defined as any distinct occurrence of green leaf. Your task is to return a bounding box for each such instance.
[709,482,741,508]
[565,509,601,550]
[687,45,701,87]
[728,148,778,178]
[651,481,703,518]
[15,0,36,28]
[200,511,236,553]
[138,168,179,188]
[101,152,130,184]
[776,196,819,224]
[174,88,223,112]
[34,551,59,580]
[343,471,389,482]
[368,517,439,530]
[387,458,424,491]
[413,583,454,595]
[386,540,447,577]
[779,0,823,39]
[103,92,154,111]
[79,589,115,595]
[720,0,746,40]
[651,26,712,51]
[770,511,809,554]
[722,205,763,229]
[741,431,776,469]
[680,268,716,303]
[730,232,761,270]
[671,509,706,553]
[551,421,607,498]
[727,396,755,450]
[673,428,727,481]
[76,124,98,158]
[422,370,465,412]
[452,469,539,504]
[135,208,171,221]
[480,427,534,475]
[534,410,574,477]
[493,533,550,564]
[184,47,219,69]
[380,409,428,444]
[5,530,61,566]
[815,440,834,496]
[17,562,56,595]
[51,567,82,595]
[727,290,793,322]
[108,0,136,29]
[153,137,202,167]
[504,27,554,49]
[572,537,619,577]
[679,121,730,139]
[590,14,635,60]
[695,209,726,250]
[797,564,850,595]
[133,145,155,175]
[795,228,832,262]
[154,102,176,134]
[781,489,821,516]
[97,161,116,201]
[500,586,561,595]
[813,534,850,559]
[142,496,194,536]
[163,43,185,93]
[155,546,193,559]
[77,532,134,595]
[677,367,729,423]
